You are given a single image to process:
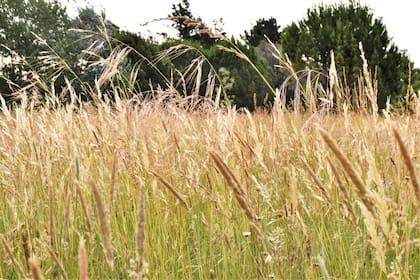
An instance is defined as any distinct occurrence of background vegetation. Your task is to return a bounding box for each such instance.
[1,0,419,109]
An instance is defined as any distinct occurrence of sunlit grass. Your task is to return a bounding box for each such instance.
[0,24,419,278]
[0,95,418,279]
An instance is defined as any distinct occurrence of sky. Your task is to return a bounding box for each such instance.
[64,0,420,67]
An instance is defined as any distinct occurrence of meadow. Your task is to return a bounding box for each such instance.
[0,33,419,279]
[0,90,418,279]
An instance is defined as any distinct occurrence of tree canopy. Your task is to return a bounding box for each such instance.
[281,1,420,109]
[243,17,281,47]
[0,0,70,98]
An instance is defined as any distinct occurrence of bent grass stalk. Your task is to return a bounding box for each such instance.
[46,243,68,280]
[76,181,93,241]
[149,170,191,211]
[90,181,114,270]
[300,157,332,205]
[393,127,420,210]
[0,233,26,278]
[318,128,376,214]
[208,151,265,240]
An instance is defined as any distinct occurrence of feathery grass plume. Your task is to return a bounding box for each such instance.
[90,181,114,270]
[208,151,264,240]
[300,157,332,205]
[318,128,376,214]
[46,244,68,280]
[109,150,118,216]
[317,255,331,280]
[329,51,342,111]
[393,127,420,208]
[79,238,89,280]
[48,182,55,248]
[137,179,146,271]
[149,170,190,211]
[75,181,93,241]
[359,42,378,117]
[167,16,224,39]
[357,201,387,273]
[61,192,72,251]
[216,44,276,97]
[0,233,26,278]
[326,157,356,221]
[21,225,31,273]
[29,258,44,280]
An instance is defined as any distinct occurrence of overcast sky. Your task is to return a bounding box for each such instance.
[65,0,420,67]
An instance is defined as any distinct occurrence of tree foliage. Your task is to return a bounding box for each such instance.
[281,1,419,109]
[243,17,281,47]
[169,0,219,47]
[169,0,195,40]
[0,0,70,98]
[207,40,275,108]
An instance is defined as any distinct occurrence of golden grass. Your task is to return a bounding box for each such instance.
[79,238,89,280]
[393,127,420,209]
[90,181,114,270]
[0,99,418,279]
[28,258,44,280]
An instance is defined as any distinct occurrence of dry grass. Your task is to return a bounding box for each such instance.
[0,97,418,279]
[0,28,419,279]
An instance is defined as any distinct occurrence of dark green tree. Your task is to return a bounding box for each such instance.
[169,0,196,40]
[281,1,419,109]
[114,30,168,94]
[207,39,275,108]
[243,17,281,47]
[169,0,219,47]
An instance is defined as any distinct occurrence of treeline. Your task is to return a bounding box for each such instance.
[0,0,419,110]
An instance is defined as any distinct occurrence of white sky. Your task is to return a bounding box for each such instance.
[65,0,420,67]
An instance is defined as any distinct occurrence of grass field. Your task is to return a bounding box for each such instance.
[0,30,419,278]
[0,94,419,279]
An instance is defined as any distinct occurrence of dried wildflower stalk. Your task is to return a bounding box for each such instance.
[137,179,146,271]
[393,127,420,209]
[21,225,31,273]
[79,238,89,280]
[319,128,376,215]
[149,170,190,210]
[0,233,26,278]
[208,151,264,240]
[29,258,44,280]
[90,181,114,270]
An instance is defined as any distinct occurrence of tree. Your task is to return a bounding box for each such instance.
[0,1,124,103]
[243,17,281,47]
[169,0,219,47]
[114,30,168,94]
[281,1,419,109]
[169,0,196,40]
[207,39,275,108]
[0,0,71,99]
